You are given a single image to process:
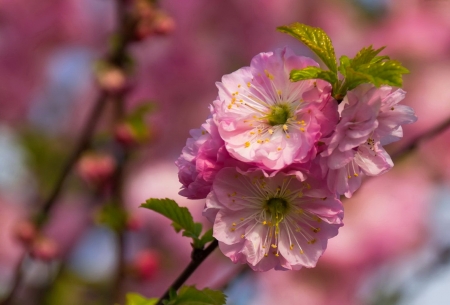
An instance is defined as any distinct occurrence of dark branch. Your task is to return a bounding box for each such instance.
[156,240,219,305]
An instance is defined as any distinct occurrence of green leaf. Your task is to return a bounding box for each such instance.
[171,222,183,233]
[182,223,203,239]
[335,46,409,101]
[341,45,408,89]
[289,66,337,84]
[277,23,337,73]
[357,60,409,87]
[341,66,372,91]
[338,55,351,76]
[350,45,386,67]
[200,229,215,246]
[167,286,226,305]
[126,293,158,305]
[141,198,198,238]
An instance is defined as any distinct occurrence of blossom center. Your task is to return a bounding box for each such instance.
[265,197,289,220]
[267,103,291,126]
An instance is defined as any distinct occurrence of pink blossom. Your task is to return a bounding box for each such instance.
[322,85,416,197]
[176,115,235,199]
[204,168,343,271]
[375,87,417,145]
[213,47,332,170]
[324,143,394,197]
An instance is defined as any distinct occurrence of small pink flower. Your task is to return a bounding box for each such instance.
[204,168,343,271]
[375,87,417,145]
[321,85,416,197]
[324,142,394,197]
[213,47,333,170]
[176,115,238,199]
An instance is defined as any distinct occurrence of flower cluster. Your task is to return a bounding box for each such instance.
[176,47,416,271]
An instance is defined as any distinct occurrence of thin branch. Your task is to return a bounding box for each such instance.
[0,2,139,304]
[40,91,108,219]
[157,240,219,305]
[392,117,450,161]
[110,94,130,304]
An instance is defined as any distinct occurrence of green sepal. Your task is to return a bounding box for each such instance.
[277,23,337,73]
[166,286,226,305]
[289,66,337,85]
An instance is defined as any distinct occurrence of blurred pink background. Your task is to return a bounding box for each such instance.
[1,0,450,304]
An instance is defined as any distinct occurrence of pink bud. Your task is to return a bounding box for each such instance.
[14,220,37,245]
[97,68,127,93]
[132,250,159,281]
[31,237,59,261]
[114,123,139,147]
[153,15,175,35]
[134,0,155,19]
[76,153,116,187]
[126,214,143,231]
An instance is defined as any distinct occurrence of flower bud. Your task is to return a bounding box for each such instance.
[152,14,175,35]
[132,249,159,281]
[14,220,37,245]
[76,153,116,187]
[30,237,59,261]
[97,67,127,93]
[126,214,143,231]
[114,123,139,147]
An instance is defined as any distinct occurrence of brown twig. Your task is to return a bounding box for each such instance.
[0,2,139,305]
[392,117,450,161]
[156,240,219,305]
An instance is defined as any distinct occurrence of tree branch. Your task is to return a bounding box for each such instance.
[392,117,450,161]
[156,240,219,305]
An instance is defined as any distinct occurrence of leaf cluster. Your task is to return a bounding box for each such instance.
[126,286,226,305]
[277,23,409,101]
[140,198,215,249]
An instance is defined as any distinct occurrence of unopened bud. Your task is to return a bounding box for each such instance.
[31,237,59,261]
[114,123,142,147]
[76,153,116,187]
[134,0,155,19]
[153,14,175,35]
[14,220,37,245]
[126,214,143,231]
[134,20,154,41]
[97,67,127,93]
[132,250,159,281]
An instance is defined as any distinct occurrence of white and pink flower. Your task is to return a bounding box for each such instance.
[321,84,417,197]
[213,47,336,170]
[176,45,417,272]
[204,168,343,271]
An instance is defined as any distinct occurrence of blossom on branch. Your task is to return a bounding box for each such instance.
[213,47,337,170]
[321,84,417,197]
[175,37,417,272]
[204,168,343,271]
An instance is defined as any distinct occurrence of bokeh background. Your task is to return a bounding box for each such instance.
[1,0,450,304]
